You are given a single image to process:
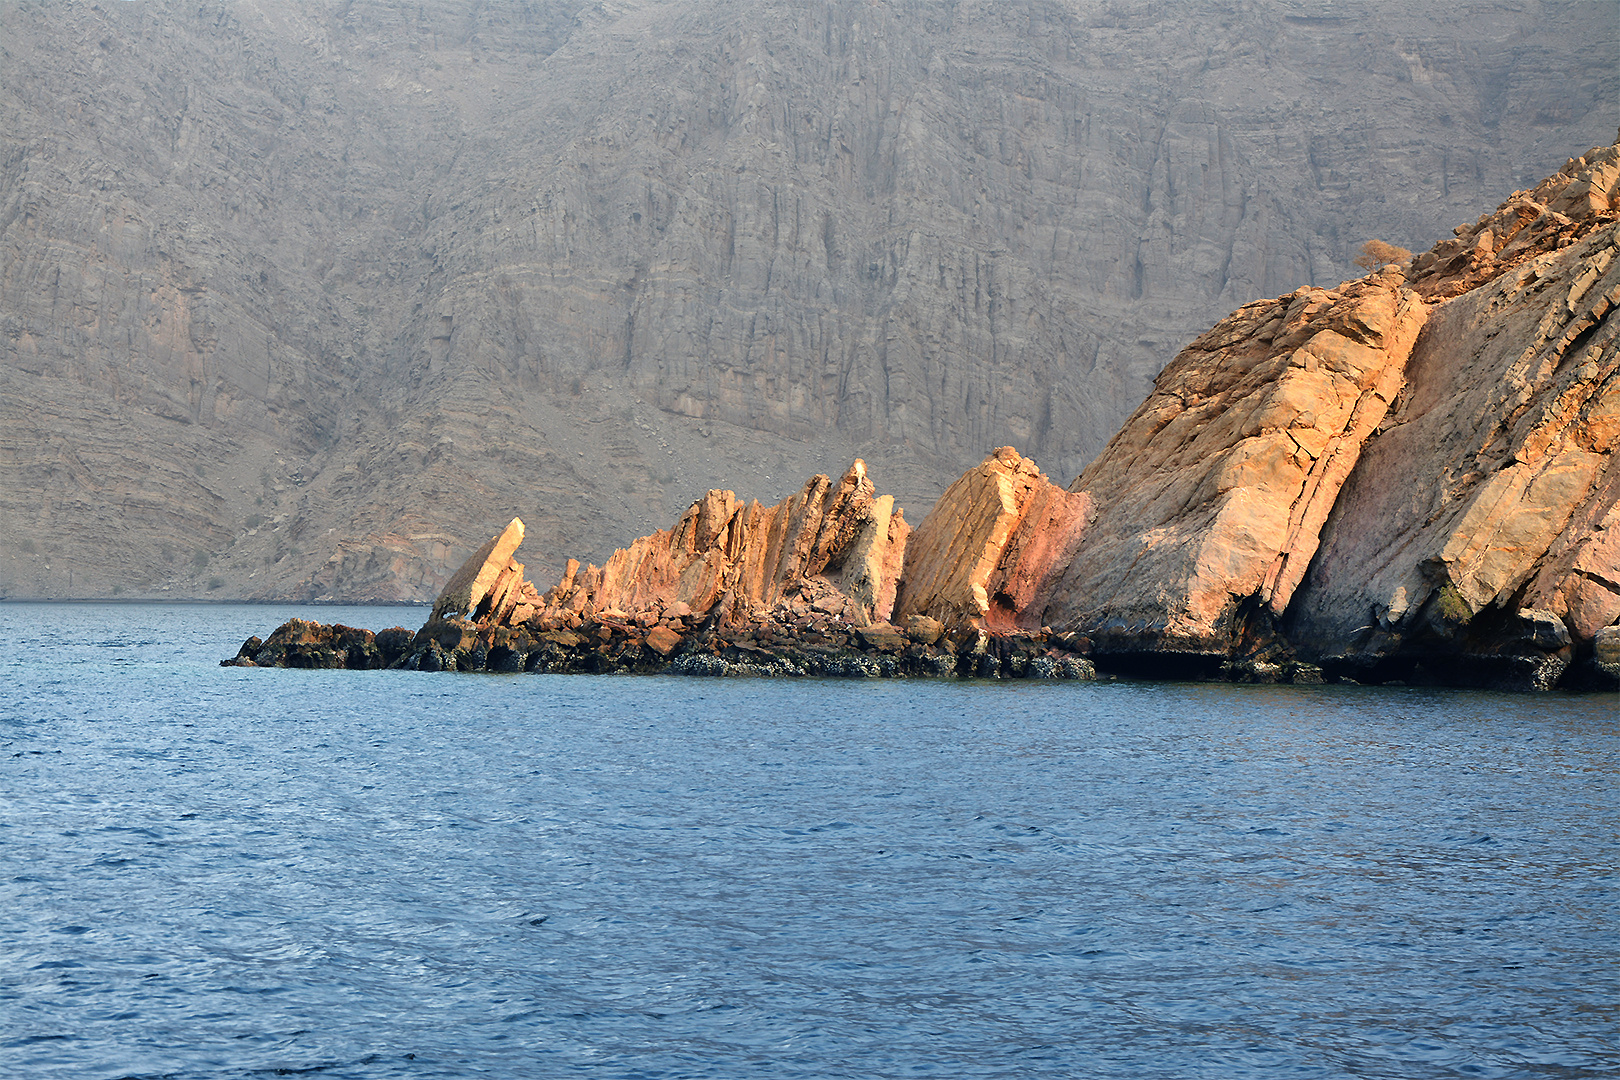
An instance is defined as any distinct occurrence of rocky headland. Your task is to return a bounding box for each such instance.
[227,139,1620,690]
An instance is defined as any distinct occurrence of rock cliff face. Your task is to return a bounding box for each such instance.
[1286,146,1620,689]
[1041,271,1428,655]
[5,0,1616,601]
[887,139,1620,688]
[230,143,1620,688]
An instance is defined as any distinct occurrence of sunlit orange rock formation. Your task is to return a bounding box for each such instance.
[533,460,908,633]
[383,460,953,676]
[231,138,1620,689]
[1038,269,1428,654]
[890,447,1090,635]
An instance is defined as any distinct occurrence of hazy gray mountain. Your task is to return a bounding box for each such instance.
[2,0,1615,600]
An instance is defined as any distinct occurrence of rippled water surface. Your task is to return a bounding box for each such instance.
[1,602,1616,1079]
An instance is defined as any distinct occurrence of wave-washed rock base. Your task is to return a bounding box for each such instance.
[224,613,1099,682]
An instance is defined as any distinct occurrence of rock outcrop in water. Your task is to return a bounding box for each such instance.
[887,140,1620,689]
[228,140,1620,689]
[891,447,1090,636]
[224,618,415,670]
[537,460,909,634]
[338,459,1091,679]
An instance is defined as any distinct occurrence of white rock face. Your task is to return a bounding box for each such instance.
[1,0,1615,600]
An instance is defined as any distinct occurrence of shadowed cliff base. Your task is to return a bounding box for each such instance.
[227,138,1620,690]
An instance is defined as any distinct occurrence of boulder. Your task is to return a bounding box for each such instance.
[645,625,684,656]
[854,624,907,652]
[1588,625,1620,687]
[1515,609,1574,652]
[904,614,945,645]
[893,447,1090,633]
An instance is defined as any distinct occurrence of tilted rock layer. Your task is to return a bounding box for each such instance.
[1042,270,1428,653]
[385,461,986,676]
[230,140,1620,689]
[1287,150,1620,689]
[894,139,1620,688]
[538,460,909,634]
[892,447,1090,635]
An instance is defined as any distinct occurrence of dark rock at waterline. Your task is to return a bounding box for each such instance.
[227,615,1098,682]
[221,619,414,670]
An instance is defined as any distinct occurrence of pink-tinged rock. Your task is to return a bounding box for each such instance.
[1040,273,1427,654]
[894,447,1090,633]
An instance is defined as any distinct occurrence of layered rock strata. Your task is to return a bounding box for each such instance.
[367,461,1087,679]
[1286,200,1620,689]
[227,141,1619,689]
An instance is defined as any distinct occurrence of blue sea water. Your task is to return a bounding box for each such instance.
[0,602,1615,1080]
